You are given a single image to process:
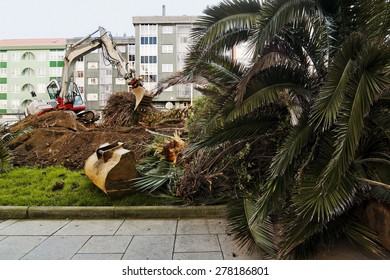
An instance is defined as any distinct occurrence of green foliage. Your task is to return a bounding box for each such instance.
[177,0,390,259]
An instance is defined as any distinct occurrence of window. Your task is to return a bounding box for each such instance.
[0,69,6,77]
[129,44,135,55]
[87,62,99,69]
[37,83,46,93]
[149,56,157,63]
[162,26,174,34]
[49,67,62,77]
[22,84,35,92]
[141,37,157,45]
[0,84,7,92]
[88,78,98,85]
[141,56,157,63]
[162,45,173,53]
[140,24,157,36]
[179,36,189,44]
[22,52,35,60]
[11,84,20,93]
[0,52,7,62]
[0,100,7,109]
[22,68,35,76]
[117,45,126,52]
[177,84,192,98]
[141,56,148,63]
[162,64,173,73]
[37,52,46,61]
[11,52,20,62]
[11,68,20,77]
[87,93,98,101]
[37,68,46,77]
[49,50,64,61]
[11,100,20,110]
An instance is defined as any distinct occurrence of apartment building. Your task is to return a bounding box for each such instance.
[0,39,66,122]
[132,16,202,109]
[0,15,201,122]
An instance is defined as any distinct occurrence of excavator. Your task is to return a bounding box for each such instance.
[25,26,153,123]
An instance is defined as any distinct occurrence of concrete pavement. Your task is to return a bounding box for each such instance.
[0,218,261,260]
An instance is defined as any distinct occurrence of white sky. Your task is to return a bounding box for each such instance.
[2,0,223,39]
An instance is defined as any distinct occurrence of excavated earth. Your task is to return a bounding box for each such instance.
[6,111,156,170]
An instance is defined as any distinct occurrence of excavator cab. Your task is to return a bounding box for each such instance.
[47,79,86,112]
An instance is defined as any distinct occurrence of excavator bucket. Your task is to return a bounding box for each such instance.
[130,78,154,111]
[84,141,139,197]
[133,89,154,111]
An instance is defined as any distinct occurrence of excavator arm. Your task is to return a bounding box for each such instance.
[56,26,152,112]
[59,26,134,104]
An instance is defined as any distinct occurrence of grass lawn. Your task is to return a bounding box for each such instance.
[0,166,179,206]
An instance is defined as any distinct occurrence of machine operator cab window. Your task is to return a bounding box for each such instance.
[47,79,84,106]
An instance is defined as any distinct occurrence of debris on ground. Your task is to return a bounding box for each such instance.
[5,100,189,170]
[6,111,153,170]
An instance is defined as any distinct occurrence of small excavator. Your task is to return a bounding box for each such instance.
[25,26,153,123]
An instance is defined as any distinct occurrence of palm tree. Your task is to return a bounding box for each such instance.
[169,0,390,259]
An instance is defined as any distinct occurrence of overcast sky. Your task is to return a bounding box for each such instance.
[1,0,223,39]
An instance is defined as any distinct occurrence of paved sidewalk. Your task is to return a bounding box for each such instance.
[0,218,260,260]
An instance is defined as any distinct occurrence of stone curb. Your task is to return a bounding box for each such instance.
[0,205,227,219]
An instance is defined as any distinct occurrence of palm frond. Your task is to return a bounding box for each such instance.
[229,65,308,122]
[270,120,314,178]
[250,0,331,59]
[192,0,261,49]
[319,44,390,187]
[244,198,278,257]
[310,33,364,130]
[227,198,261,255]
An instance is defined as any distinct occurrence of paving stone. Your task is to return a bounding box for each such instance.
[78,236,133,254]
[116,219,177,235]
[0,220,69,235]
[72,253,123,260]
[175,234,221,253]
[218,234,262,260]
[0,236,47,254]
[173,252,223,260]
[177,219,227,234]
[0,236,6,241]
[54,219,123,236]
[0,220,18,231]
[0,253,26,260]
[123,235,175,260]
[22,235,90,260]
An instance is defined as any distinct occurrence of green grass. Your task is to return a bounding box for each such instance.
[0,166,179,206]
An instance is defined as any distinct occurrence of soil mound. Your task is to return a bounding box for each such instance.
[7,111,153,170]
[10,111,89,133]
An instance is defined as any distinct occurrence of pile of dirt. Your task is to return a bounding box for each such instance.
[6,111,154,170]
[10,111,89,133]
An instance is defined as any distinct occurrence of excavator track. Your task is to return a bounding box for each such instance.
[76,110,100,123]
